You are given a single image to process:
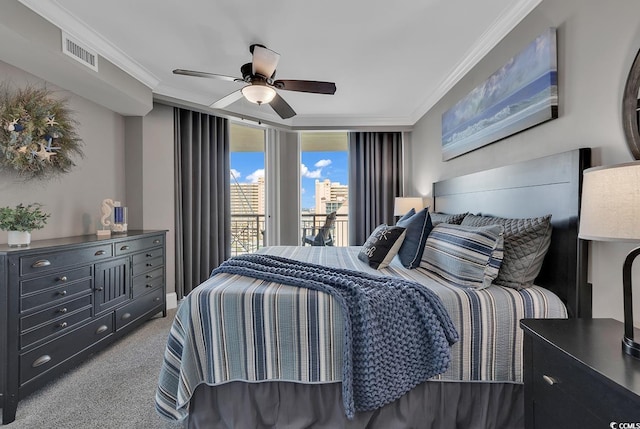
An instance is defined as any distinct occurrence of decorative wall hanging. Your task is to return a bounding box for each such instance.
[441,28,558,161]
[0,85,83,179]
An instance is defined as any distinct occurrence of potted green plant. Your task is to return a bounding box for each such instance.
[0,203,50,247]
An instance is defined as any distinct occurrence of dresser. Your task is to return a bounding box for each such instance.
[521,318,640,429]
[0,230,166,425]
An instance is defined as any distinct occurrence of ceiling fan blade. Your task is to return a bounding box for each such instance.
[173,69,242,82]
[273,79,336,95]
[210,90,244,109]
[269,93,296,119]
[251,45,280,78]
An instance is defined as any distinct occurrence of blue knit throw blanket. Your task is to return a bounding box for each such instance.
[211,254,459,418]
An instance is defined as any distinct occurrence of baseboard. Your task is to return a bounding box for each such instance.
[166,292,178,310]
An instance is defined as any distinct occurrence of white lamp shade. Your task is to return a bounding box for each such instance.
[394,197,429,216]
[242,84,277,104]
[579,161,640,242]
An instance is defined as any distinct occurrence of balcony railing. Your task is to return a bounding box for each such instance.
[230,214,266,256]
[230,213,349,256]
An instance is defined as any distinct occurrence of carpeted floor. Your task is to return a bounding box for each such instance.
[4,309,185,429]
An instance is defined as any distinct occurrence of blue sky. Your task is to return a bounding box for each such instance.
[230,150,348,209]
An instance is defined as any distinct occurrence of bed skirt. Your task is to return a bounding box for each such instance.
[187,380,524,429]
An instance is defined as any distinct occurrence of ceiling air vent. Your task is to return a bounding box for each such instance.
[61,31,98,72]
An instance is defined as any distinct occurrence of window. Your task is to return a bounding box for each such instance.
[300,132,349,246]
[229,123,266,255]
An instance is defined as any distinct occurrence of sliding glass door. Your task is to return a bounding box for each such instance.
[229,123,266,255]
[300,132,349,246]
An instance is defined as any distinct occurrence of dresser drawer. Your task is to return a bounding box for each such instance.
[20,313,114,385]
[114,235,164,256]
[132,273,164,299]
[132,247,164,266]
[21,266,91,295]
[21,279,93,312]
[20,244,112,276]
[115,287,164,331]
[21,307,93,349]
[531,339,640,426]
[132,256,163,277]
[21,294,93,332]
[134,266,163,284]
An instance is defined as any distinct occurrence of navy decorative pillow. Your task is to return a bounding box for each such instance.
[358,224,407,269]
[420,223,504,289]
[397,208,416,223]
[396,208,433,269]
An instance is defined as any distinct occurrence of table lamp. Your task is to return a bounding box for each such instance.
[394,197,429,216]
[579,162,640,358]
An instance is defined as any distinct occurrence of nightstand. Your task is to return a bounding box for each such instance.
[521,318,640,429]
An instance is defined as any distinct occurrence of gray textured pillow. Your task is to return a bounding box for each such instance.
[460,214,552,289]
[429,212,468,226]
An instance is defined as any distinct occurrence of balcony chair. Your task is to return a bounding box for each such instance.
[303,212,337,246]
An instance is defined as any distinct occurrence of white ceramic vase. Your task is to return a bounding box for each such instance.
[8,231,31,247]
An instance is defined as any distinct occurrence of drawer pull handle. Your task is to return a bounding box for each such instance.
[121,312,131,320]
[146,253,153,258]
[58,290,67,296]
[32,355,52,368]
[59,276,68,282]
[146,284,153,288]
[146,274,153,279]
[32,259,51,268]
[58,307,68,314]
[120,245,130,251]
[95,250,106,256]
[96,325,109,334]
[58,322,68,329]
[146,263,153,267]
[153,239,160,244]
[542,375,558,386]
[154,297,161,302]
[95,287,104,292]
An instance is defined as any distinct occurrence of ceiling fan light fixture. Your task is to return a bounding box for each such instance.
[242,84,276,105]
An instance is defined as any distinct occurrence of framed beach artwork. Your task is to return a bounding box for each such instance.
[441,28,558,161]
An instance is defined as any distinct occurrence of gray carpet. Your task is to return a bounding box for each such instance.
[5,310,185,429]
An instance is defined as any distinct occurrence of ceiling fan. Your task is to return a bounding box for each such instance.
[173,44,337,119]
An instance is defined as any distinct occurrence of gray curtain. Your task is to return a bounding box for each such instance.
[174,108,231,299]
[348,132,403,245]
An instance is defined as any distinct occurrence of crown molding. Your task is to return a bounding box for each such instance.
[17,0,160,89]
[409,0,543,124]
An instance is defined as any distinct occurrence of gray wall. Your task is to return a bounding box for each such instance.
[406,0,640,323]
[0,60,126,241]
[140,104,176,300]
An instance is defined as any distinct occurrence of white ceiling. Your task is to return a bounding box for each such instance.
[18,0,541,129]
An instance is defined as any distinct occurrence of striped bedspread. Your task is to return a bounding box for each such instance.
[156,246,567,421]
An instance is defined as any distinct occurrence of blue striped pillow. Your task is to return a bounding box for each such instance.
[420,223,504,289]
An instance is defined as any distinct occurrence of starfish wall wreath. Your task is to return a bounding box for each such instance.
[0,85,83,180]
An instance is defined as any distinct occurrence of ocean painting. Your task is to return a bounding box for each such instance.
[441,28,557,160]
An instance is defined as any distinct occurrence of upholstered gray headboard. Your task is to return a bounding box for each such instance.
[432,148,591,318]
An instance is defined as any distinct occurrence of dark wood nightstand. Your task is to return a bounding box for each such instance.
[521,318,640,429]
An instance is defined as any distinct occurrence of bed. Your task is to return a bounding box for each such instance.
[156,148,592,428]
